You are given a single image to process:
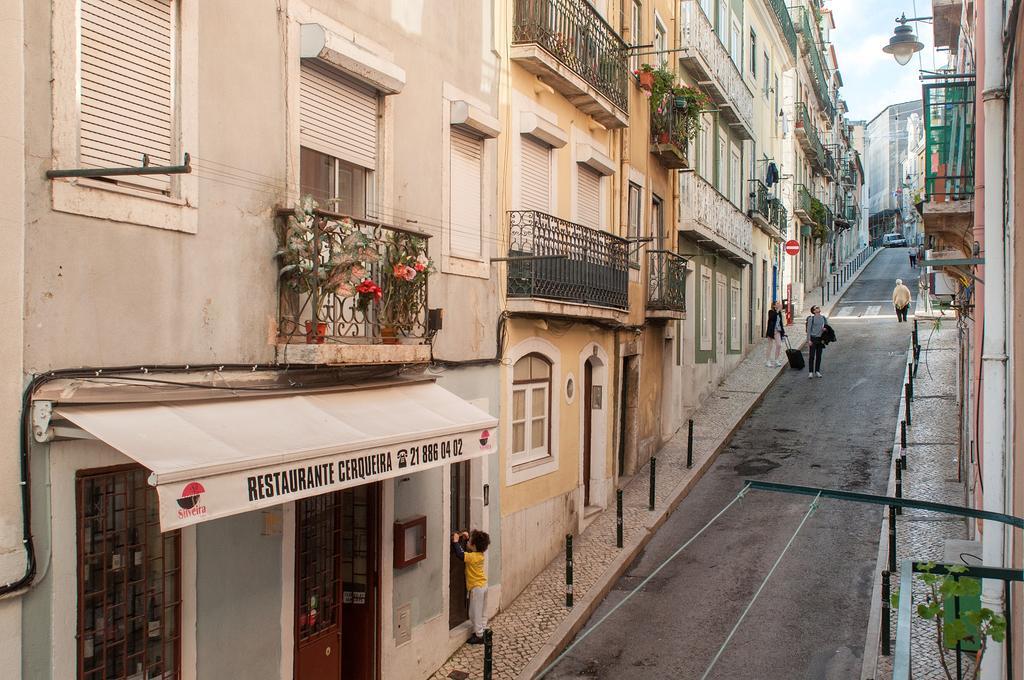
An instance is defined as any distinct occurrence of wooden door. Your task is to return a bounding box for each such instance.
[583,361,594,506]
[449,462,471,628]
[340,485,379,680]
[295,493,342,680]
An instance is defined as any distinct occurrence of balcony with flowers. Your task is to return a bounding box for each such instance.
[644,66,708,170]
[677,0,754,139]
[511,0,629,128]
[275,199,433,365]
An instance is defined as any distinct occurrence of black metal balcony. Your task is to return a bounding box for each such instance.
[646,250,687,314]
[512,0,629,123]
[650,99,690,169]
[749,179,770,221]
[768,197,788,234]
[507,210,629,310]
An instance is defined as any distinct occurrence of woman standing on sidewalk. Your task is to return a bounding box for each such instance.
[805,306,828,378]
[765,301,786,367]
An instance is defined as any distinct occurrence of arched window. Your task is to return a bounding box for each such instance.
[511,353,552,464]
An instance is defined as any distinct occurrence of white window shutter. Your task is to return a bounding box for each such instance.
[79,0,174,192]
[299,61,378,169]
[519,137,551,212]
[449,128,483,258]
[576,165,601,228]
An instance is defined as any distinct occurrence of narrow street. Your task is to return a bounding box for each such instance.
[548,249,919,680]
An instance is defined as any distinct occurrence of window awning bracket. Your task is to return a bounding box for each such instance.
[46,152,192,180]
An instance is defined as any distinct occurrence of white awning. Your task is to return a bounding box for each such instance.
[56,381,497,530]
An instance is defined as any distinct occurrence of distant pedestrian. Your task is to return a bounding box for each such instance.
[765,301,786,367]
[908,248,918,268]
[452,530,490,644]
[805,305,828,378]
[892,278,912,323]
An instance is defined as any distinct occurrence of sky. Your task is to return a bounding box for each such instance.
[829,0,940,121]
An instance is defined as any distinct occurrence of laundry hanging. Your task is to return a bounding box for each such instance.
[765,162,780,188]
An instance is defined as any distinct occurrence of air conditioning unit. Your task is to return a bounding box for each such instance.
[925,249,963,299]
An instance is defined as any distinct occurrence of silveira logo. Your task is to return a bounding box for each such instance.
[177,481,208,519]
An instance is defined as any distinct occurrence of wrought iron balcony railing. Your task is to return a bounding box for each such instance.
[646,250,687,313]
[923,77,975,202]
[844,202,859,224]
[650,99,690,169]
[764,0,797,58]
[769,197,788,234]
[794,183,814,221]
[512,0,629,112]
[823,150,837,179]
[796,8,835,123]
[507,210,629,310]
[679,172,752,259]
[795,102,827,171]
[276,207,430,344]
[749,179,771,220]
[679,0,754,138]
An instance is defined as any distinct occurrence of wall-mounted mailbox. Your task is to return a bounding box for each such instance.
[393,515,427,568]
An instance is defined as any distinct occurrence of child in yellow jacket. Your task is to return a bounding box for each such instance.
[451,529,490,644]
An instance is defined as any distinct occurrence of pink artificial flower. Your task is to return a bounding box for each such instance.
[414,262,425,272]
[402,265,417,281]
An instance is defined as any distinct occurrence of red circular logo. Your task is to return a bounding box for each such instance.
[784,239,801,256]
[177,481,205,509]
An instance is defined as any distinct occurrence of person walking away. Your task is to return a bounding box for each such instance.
[908,247,917,268]
[805,306,828,378]
[764,301,786,367]
[892,278,912,323]
[452,530,490,644]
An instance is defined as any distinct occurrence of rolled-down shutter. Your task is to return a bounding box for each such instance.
[450,128,483,258]
[576,165,601,228]
[520,137,551,212]
[79,0,174,192]
[299,61,378,169]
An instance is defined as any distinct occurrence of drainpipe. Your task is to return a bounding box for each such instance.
[979,0,1009,676]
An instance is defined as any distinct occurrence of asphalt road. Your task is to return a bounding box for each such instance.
[546,249,920,680]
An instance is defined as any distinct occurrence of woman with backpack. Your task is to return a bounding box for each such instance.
[764,301,786,367]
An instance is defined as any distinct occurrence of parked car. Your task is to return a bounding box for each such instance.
[882,233,909,248]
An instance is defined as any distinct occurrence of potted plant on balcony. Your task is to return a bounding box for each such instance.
[634,63,656,92]
[379,231,433,344]
[808,197,828,244]
[277,197,382,343]
[672,85,709,143]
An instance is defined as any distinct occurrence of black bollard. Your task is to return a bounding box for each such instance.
[905,384,912,426]
[881,571,891,656]
[888,506,897,572]
[616,489,623,548]
[565,534,573,608]
[900,420,907,470]
[649,456,657,511]
[686,419,694,469]
[908,365,914,402]
[483,629,493,680]
[895,460,903,515]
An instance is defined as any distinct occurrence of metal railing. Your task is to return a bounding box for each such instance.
[824,150,837,179]
[650,98,690,168]
[796,8,835,122]
[765,0,797,58]
[679,0,754,133]
[769,197,788,234]
[276,208,430,343]
[506,210,629,309]
[796,102,827,171]
[679,172,753,256]
[749,179,770,219]
[795,183,814,218]
[512,0,630,111]
[923,78,975,202]
[646,250,687,312]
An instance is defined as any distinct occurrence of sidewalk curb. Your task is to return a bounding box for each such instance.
[519,248,880,680]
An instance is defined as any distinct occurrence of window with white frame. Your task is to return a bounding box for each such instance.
[449,128,484,258]
[628,182,642,265]
[78,0,178,193]
[700,266,713,350]
[730,19,742,66]
[520,135,552,212]
[730,279,741,350]
[654,15,666,61]
[717,1,727,42]
[699,0,712,19]
[750,29,757,79]
[299,62,379,217]
[630,1,642,71]
[511,354,552,465]
[763,52,771,96]
[730,144,742,207]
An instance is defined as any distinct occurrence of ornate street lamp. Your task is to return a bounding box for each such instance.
[883,14,926,65]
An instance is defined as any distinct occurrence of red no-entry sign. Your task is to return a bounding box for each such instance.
[784,239,800,256]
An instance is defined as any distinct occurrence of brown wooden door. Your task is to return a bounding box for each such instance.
[340,484,379,680]
[448,461,471,628]
[295,493,342,680]
[583,360,594,507]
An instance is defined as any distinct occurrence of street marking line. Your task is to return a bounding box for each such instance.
[834,306,855,318]
[865,305,881,316]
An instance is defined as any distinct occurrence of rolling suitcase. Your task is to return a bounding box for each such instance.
[784,336,804,370]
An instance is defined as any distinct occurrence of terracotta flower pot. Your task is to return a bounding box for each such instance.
[638,71,654,90]
[304,321,327,344]
[657,131,670,144]
[380,325,399,345]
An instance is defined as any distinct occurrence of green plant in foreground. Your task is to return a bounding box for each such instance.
[891,563,1007,680]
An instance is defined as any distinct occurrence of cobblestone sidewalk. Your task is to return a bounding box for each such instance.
[870,314,975,680]
[433,249,878,680]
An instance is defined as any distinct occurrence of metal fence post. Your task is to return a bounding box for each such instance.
[686,419,694,469]
[616,489,623,548]
[649,456,657,511]
[905,384,912,426]
[565,534,573,608]
[483,629,493,680]
[908,363,914,402]
[888,506,897,572]
[900,420,907,470]
[895,460,903,515]
[881,570,891,656]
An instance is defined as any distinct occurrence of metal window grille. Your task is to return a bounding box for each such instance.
[76,466,181,680]
[296,492,342,643]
